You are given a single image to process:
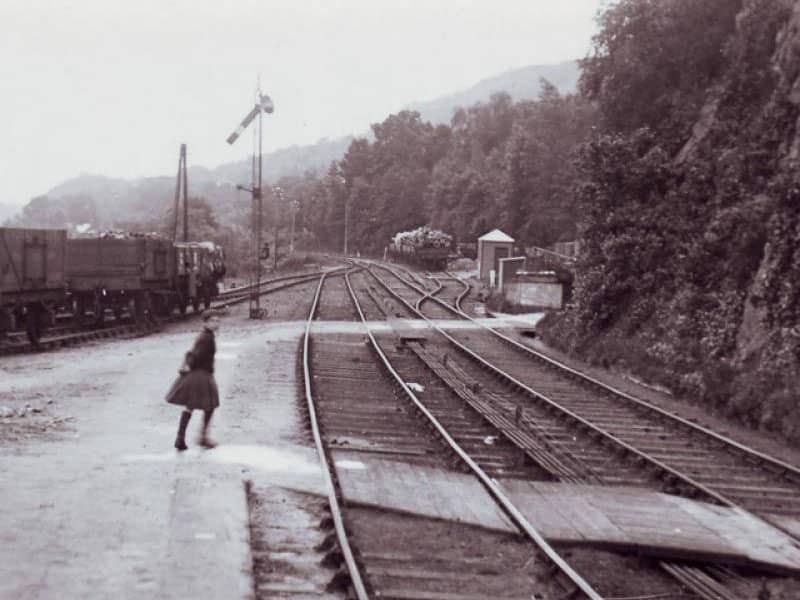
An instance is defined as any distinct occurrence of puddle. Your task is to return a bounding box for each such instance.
[218,341,243,348]
[210,444,321,474]
[121,444,322,476]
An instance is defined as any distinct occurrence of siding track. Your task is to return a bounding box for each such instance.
[359,261,800,600]
[303,270,609,599]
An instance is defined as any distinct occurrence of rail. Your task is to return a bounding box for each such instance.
[377,262,800,484]
[302,271,369,600]
[344,270,605,600]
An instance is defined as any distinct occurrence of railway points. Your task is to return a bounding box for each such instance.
[3,258,800,600]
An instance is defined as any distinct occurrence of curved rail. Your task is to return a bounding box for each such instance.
[302,272,369,600]
[374,262,800,484]
[366,265,740,509]
[356,265,745,600]
[366,262,800,550]
[344,270,604,600]
[443,271,471,312]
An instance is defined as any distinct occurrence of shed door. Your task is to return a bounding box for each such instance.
[494,246,509,274]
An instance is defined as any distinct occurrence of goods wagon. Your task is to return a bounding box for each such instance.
[66,235,177,323]
[389,226,453,270]
[0,227,227,340]
[67,235,226,323]
[0,227,67,340]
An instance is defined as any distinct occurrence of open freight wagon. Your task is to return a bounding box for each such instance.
[389,226,453,270]
[0,227,67,341]
[66,235,176,323]
[1,227,227,341]
[66,235,226,324]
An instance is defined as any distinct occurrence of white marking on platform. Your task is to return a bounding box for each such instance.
[209,445,320,474]
[194,532,217,540]
[335,460,367,470]
[121,445,320,474]
[308,318,521,335]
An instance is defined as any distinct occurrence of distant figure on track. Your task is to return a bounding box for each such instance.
[166,311,221,451]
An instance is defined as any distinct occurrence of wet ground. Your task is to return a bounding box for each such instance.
[4,275,800,599]
[0,284,328,599]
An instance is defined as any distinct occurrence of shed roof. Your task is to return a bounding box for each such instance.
[478,229,514,243]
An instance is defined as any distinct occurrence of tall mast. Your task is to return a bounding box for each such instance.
[227,80,274,318]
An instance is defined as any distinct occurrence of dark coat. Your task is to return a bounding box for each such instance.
[165,327,219,411]
[186,328,216,374]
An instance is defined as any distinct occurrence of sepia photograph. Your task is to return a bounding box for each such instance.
[2,1,800,598]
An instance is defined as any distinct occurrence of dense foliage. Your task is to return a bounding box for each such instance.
[543,0,800,442]
[281,88,594,255]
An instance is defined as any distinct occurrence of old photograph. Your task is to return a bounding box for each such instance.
[2,1,800,598]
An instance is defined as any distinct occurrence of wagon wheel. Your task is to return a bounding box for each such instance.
[92,295,105,327]
[0,308,13,339]
[133,292,148,324]
[25,305,43,344]
[73,296,87,326]
[160,294,175,317]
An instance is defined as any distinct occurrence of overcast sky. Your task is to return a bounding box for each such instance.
[0,0,605,206]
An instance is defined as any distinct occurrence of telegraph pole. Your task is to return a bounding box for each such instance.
[172,144,189,243]
[343,196,349,256]
[273,186,282,269]
[182,145,189,242]
[289,198,299,253]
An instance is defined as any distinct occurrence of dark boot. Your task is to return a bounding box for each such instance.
[175,410,191,451]
[198,409,217,449]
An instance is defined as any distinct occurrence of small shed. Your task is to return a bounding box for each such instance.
[477,229,514,283]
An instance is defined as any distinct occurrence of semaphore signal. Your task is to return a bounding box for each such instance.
[226,83,274,319]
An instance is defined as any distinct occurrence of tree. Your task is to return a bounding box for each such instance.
[581,0,740,144]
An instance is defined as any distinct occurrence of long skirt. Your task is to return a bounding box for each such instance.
[165,369,220,411]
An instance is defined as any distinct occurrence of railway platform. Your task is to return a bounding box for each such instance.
[0,313,325,599]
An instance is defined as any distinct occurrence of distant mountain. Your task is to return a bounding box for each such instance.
[407,60,580,125]
[209,136,354,186]
[11,60,580,229]
[7,137,355,230]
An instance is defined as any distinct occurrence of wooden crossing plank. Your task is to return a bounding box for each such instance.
[331,455,800,574]
[768,514,800,540]
[333,451,514,532]
[378,588,531,600]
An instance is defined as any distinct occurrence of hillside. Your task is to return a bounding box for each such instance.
[541,0,800,444]
[5,60,580,230]
[407,60,580,125]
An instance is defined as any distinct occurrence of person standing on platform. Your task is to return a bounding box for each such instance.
[165,311,221,450]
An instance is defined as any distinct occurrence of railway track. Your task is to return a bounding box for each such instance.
[357,261,800,599]
[414,272,469,319]
[370,262,800,525]
[296,268,717,599]
[0,269,345,357]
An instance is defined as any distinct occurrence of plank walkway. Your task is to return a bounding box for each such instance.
[334,453,800,575]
